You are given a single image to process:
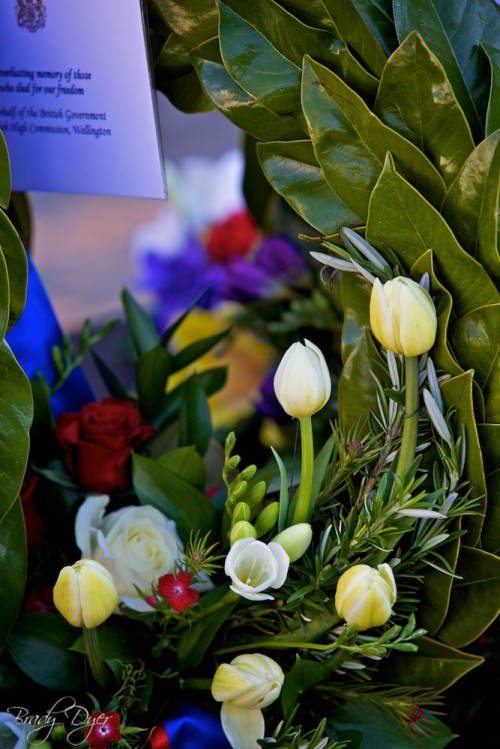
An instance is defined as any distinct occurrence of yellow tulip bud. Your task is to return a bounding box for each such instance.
[369,277,437,357]
[53,559,118,628]
[230,520,257,545]
[271,523,312,562]
[273,339,331,418]
[335,563,396,631]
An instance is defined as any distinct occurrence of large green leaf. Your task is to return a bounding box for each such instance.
[441,132,500,283]
[340,269,371,363]
[441,371,486,547]
[0,212,28,328]
[0,498,27,649]
[301,57,446,223]
[379,636,483,693]
[151,0,218,48]
[375,32,474,187]
[437,546,500,648]
[322,0,388,77]
[478,423,500,552]
[0,249,9,340]
[417,535,460,637]
[136,345,172,420]
[338,328,382,435]
[258,140,362,234]
[482,42,500,136]
[178,373,212,456]
[217,2,304,122]
[0,132,10,209]
[366,154,499,317]
[193,42,304,141]
[393,0,483,138]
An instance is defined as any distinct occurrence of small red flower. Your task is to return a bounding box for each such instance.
[157,570,200,613]
[84,711,121,749]
[205,210,259,263]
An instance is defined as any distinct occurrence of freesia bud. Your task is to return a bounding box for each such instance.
[230,520,257,545]
[254,502,279,537]
[233,502,252,524]
[335,563,396,631]
[225,537,289,601]
[273,339,331,418]
[53,558,118,628]
[370,277,437,357]
[271,523,312,562]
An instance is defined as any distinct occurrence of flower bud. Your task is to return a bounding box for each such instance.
[254,502,279,537]
[273,339,331,418]
[53,558,119,628]
[233,502,252,524]
[369,277,437,357]
[230,520,257,545]
[211,653,284,709]
[335,563,397,631]
[271,523,312,562]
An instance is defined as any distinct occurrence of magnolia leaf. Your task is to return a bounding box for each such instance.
[441,131,500,283]
[392,0,482,138]
[6,613,85,692]
[0,211,28,329]
[0,498,27,649]
[417,533,460,637]
[483,42,500,136]
[478,423,500,552]
[258,140,362,234]
[441,371,486,547]
[0,132,10,208]
[161,67,214,114]
[151,0,218,49]
[410,251,462,377]
[338,328,383,435]
[301,57,446,223]
[366,153,499,317]
[0,249,9,340]
[379,636,483,693]
[217,2,304,122]
[193,44,304,141]
[321,0,388,77]
[437,546,500,648]
[375,32,474,187]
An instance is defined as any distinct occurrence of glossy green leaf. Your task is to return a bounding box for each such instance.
[375,32,474,187]
[281,657,331,718]
[157,445,207,491]
[0,132,10,208]
[132,451,218,543]
[417,535,460,637]
[366,154,499,317]
[432,0,500,127]
[301,57,446,222]
[442,132,500,284]
[6,613,85,692]
[322,0,388,77]
[121,288,160,356]
[379,636,483,693]
[329,701,456,748]
[224,0,378,103]
[194,46,304,141]
[151,0,218,48]
[160,67,214,114]
[172,328,230,373]
[478,423,500,552]
[258,140,362,234]
[410,251,462,377]
[338,329,382,435]
[393,0,482,138]
[136,345,172,420]
[437,546,500,647]
[0,211,27,328]
[340,269,371,364]
[441,371,486,547]
[218,2,304,121]
[0,498,27,648]
[178,373,212,455]
[483,42,500,136]
[0,249,9,340]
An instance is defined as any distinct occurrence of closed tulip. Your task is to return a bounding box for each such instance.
[335,563,397,631]
[53,558,118,628]
[370,277,437,357]
[273,339,331,418]
[271,523,312,562]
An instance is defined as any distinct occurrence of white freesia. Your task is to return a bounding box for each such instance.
[75,495,182,611]
[225,537,289,601]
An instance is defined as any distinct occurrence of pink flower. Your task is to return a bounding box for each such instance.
[157,570,200,613]
[84,711,121,749]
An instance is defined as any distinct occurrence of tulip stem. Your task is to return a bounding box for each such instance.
[395,356,419,483]
[83,626,109,690]
[291,415,314,525]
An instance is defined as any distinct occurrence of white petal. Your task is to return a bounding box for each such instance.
[74,495,109,557]
[220,703,265,749]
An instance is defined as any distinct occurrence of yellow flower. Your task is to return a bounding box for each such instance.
[335,563,397,631]
[369,277,437,357]
[53,558,118,628]
[273,339,331,418]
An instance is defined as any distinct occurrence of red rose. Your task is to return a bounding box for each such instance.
[55,397,154,493]
[205,210,259,263]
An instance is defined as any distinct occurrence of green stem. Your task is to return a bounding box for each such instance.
[83,626,109,690]
[291,415,314,524]
[395,356,419,483]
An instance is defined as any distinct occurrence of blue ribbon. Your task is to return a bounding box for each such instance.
[6,251,94,417]
[156,700,230,749]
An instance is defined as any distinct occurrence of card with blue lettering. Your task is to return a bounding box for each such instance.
[0,1,166,198]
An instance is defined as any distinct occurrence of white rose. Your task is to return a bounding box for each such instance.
[225,537,289,601]
[75,495,182,611]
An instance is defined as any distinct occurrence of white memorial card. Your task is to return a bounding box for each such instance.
[0,0,166,198]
